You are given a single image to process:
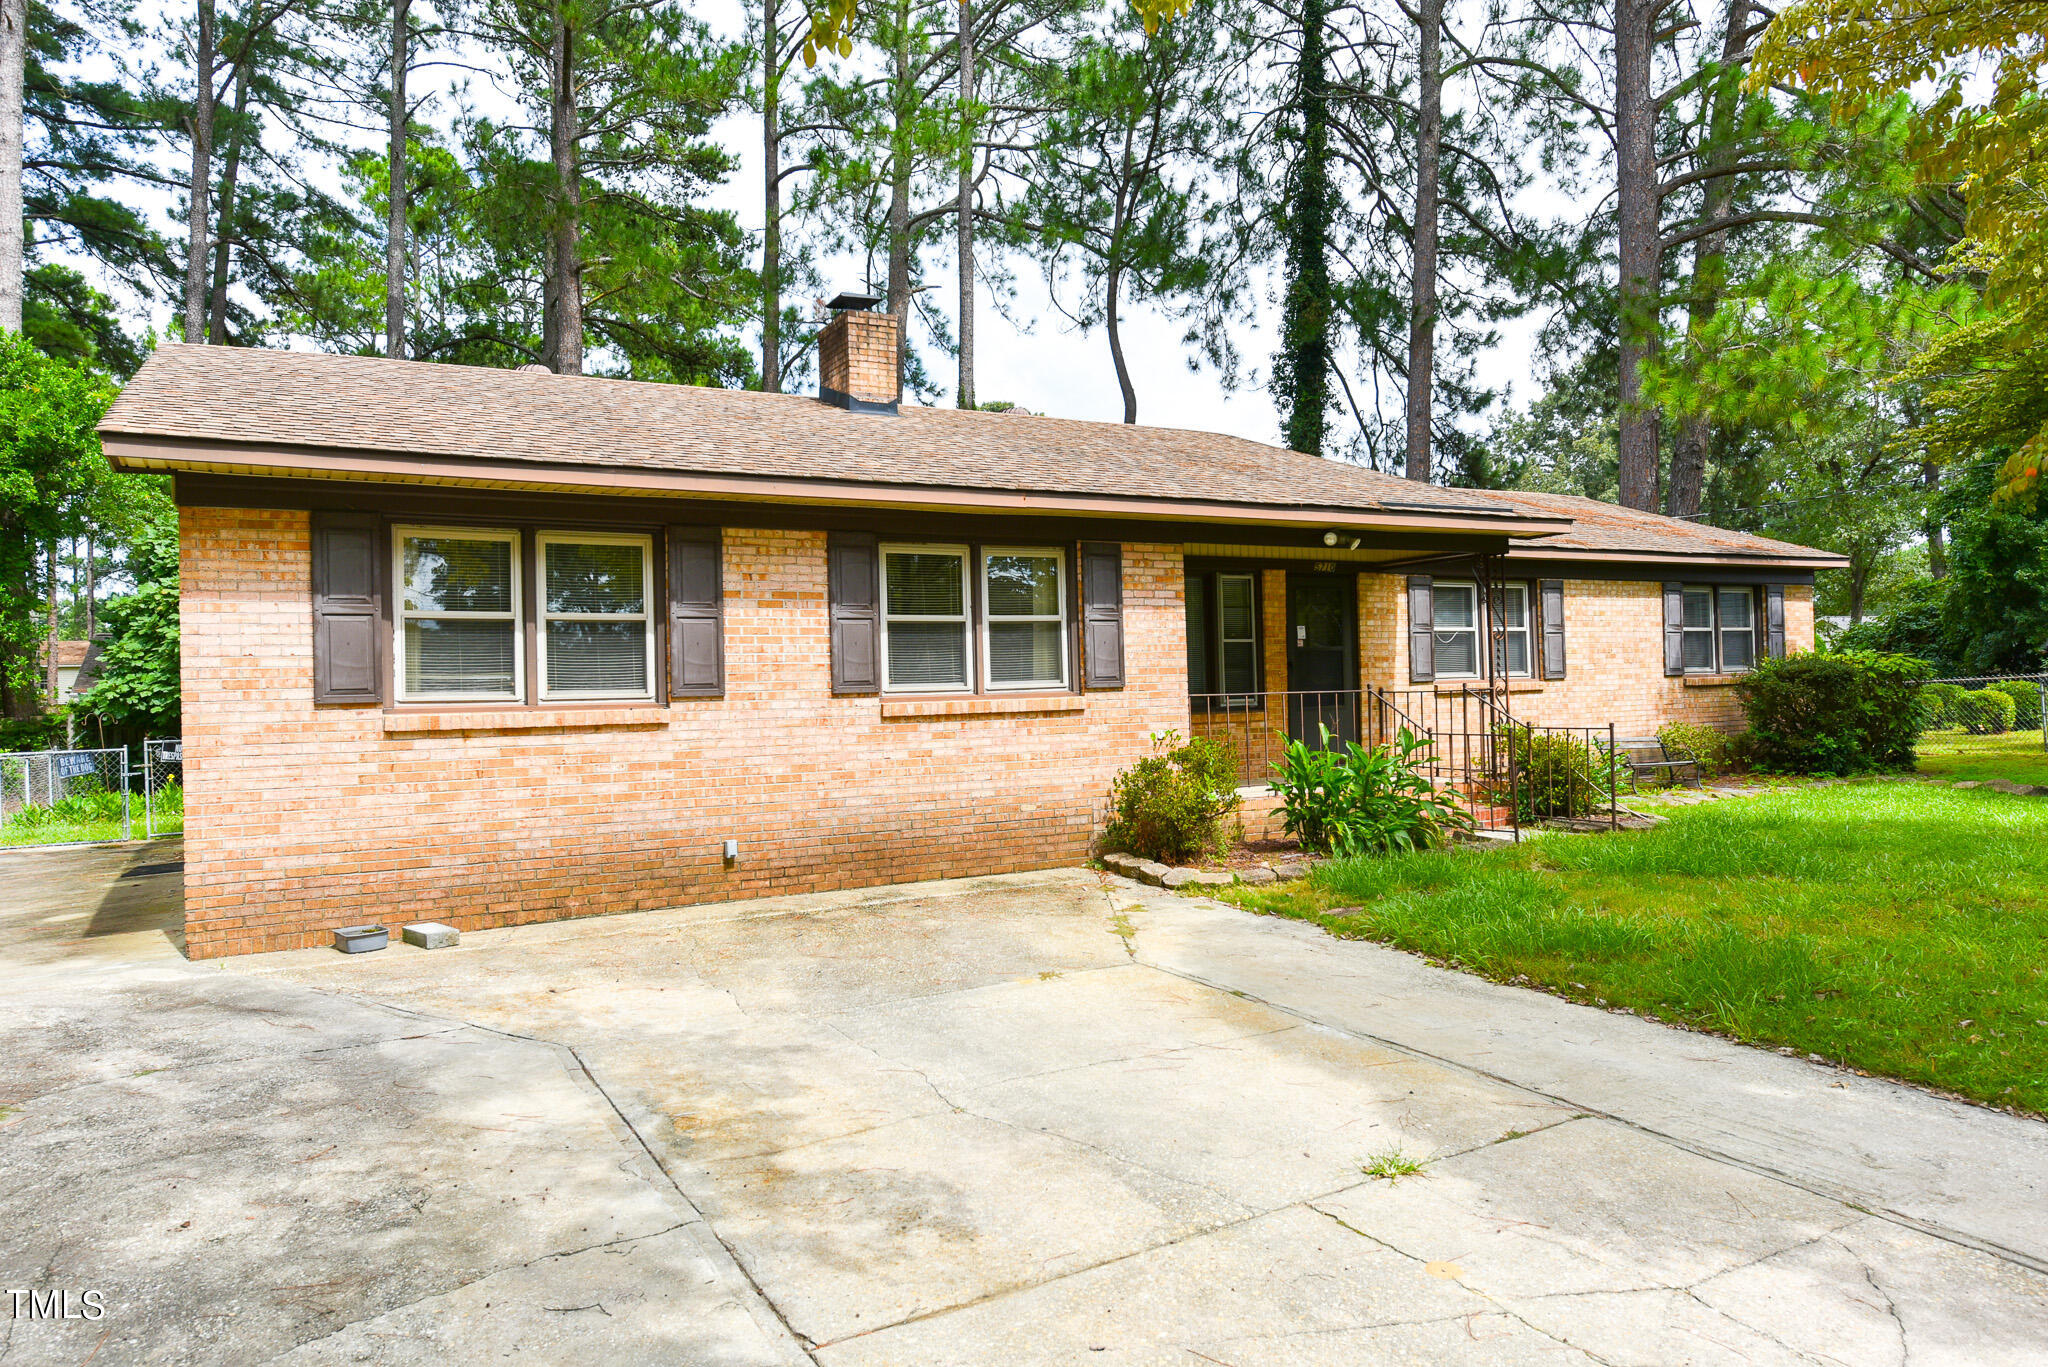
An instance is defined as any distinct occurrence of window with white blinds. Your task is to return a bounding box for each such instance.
[983,548,1067,688]
[882,546,971,691]
[539,534,654,700]
[394,527,522,701]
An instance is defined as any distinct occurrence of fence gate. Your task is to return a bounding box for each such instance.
[1916,676,2048,760]
[142,738,185,839]
[0,747,132,847]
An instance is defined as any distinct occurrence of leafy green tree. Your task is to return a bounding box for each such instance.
[76,508,180,738]
[0,333,116,721]
[455,0,751,377]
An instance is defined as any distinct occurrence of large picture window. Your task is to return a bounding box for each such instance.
[882,545,972,691]
[983,548,1068,689]
[395,527,522,701]
[538,533,654,700]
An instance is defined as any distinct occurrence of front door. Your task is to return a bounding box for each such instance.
[1287,573,1359,750]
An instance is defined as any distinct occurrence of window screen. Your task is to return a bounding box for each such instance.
[1433,583,1479,677]
[397,529,520,699]
[1492,584,1531,676]
[541,536,652,699]
[883,547,970,690]
[983,550,1066,688]
[1682,587,1717,672]
[1718,588,1756,671]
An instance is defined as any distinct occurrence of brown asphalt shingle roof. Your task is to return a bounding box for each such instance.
[1483,491,1837,561]
[102,345,1840,564]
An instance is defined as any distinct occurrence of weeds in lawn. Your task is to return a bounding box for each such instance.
[1226,783,2048,1114]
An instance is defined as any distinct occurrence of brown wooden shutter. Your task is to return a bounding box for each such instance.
[828,532,881,694]
[1081,542,1125,689]
[667,526,723,697]
[311,511,383,704]
[1406,575,1434,683]
[1662,582,1686,676]
[1539,578,1567,680]
[1765,583,1786,659]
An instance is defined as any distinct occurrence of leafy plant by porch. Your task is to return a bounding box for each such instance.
[1495,726,1625,823]
[1268,726,1473,856]
[1102,731,1242,863]
[1223,783,2048,1115]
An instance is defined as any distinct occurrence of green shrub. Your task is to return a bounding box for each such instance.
[1102,731,1241,863]
[1987,679,2044,731]
[1919,681,1967,729]
[1500,726,1625,821]
[1960,688,2017,735]
[1269,727,1474,856]
[1735,651,1931,774]
[1656,721,1735,781]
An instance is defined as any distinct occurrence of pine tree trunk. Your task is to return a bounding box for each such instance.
[1277,0,1333,457]
[1404,0,1442,483]
[183,0,217,345]
[1923,460,1946,578]
[1666,0,1748,520]
[547,7,583,374]
[386,0,409,359]
[1107,259,1136,424]
[760,0,781,391]
[955,0,974,409]
[0,0,25,334]
[205,70,248,344]
[1614,0,1659,511]
[885,5,912,379]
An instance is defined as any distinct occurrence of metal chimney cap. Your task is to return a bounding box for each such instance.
[824,291,885,312]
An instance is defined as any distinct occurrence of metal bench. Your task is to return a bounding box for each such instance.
[1617,736,1702,791]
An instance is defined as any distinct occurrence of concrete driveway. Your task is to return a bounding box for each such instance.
[5,848,2047,1364]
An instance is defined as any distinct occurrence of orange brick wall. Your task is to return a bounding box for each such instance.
[180,508,1187,958]
[1357,573,1816,735]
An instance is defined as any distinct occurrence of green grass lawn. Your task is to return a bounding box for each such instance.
[1222,782,2048,1114]
[1914,730,2048,786]
[0,814,129,846]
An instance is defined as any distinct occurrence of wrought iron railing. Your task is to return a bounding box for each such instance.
[1190,684,1620,836]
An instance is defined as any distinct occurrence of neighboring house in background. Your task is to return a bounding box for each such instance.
[45,639,105,703]
[99,308,1845,958]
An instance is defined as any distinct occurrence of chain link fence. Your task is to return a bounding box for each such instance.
[142,738,185,839]
[0,747,133,846]
[1917,676,2048,756]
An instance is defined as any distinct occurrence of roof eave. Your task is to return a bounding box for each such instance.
[103,433,1577,539]
[1504,544,1850,571]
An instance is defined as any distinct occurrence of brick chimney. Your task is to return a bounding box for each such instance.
[817,298,900,415]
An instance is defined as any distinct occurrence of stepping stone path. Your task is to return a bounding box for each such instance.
[1099,851,1319,889]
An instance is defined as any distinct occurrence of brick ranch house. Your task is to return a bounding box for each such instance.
[100,307,1844,958]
